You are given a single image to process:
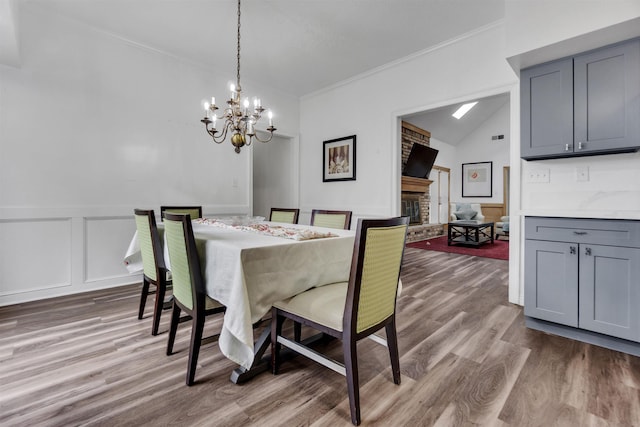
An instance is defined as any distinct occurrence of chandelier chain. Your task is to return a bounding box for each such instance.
[236,0,241,87]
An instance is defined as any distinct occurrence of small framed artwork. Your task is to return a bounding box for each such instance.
[462,161,492,197]
[323,135,356,182]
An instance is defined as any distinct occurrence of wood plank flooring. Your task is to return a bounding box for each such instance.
[1,248,639,426]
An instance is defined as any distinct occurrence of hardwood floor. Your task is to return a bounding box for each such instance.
[1,248,639,426]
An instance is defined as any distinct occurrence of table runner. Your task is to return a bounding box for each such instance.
[195,218,338,241]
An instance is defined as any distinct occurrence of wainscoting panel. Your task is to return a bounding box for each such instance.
[481,203,506,225]
[0,218,72,297]
[85,216,137,283]
[0,205,248,306]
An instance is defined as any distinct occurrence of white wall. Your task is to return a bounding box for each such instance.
[300,3,640,306]
[0,5,299,305]
[299,23,518,227]
[428,137,456,172]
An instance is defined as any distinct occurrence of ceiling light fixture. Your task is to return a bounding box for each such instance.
[452,102,478,119]
[200,0,276,153]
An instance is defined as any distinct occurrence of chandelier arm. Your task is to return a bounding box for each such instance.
[252,130,276,144]
[202,120,217,138]
[211,122,232,144]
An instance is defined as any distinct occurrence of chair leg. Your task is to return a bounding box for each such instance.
[186,313,205,386]
[166,303,181,356]
[344,337,361,426]
[271,308,285,375]
[151,280,166,336]
[385,321,401,385]
[138,277,150,319]
[293,321,302,342]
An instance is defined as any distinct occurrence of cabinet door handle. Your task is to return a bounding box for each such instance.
[565,143,570,151]
[573,231,587,235]
[570,246,576,255]
[585,247,592,256]
[577,141,583,150]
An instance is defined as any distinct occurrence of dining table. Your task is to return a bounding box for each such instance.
[124,217,356,383]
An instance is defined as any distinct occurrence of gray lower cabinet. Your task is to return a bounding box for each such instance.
[521,38,640,160]
[579,244,640,341]
[525,217,640,346]
[524,240,578,327]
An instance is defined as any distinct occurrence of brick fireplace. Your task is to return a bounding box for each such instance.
[401,121,444,243]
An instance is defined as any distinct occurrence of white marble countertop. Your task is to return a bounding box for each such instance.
[519,209,640,221]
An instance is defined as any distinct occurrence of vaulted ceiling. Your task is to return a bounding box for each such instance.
[18,0,505,97]
[405,93,510,146]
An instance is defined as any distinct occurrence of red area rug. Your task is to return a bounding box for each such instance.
[407,235,509,260]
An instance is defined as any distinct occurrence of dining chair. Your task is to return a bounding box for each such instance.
[160,205,203,221]
[310,209,352,230]
[269,207,300,224]
[134,209,172,336]
[163,213,226,386]
[271,216,409,425]
[293,209,353,342]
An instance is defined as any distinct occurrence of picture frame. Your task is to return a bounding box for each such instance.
[323,135,356,182]
[462,161,492,197]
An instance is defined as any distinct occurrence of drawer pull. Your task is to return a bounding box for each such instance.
[573,231,587,235]
[585,247,592,256]
[570,246,576,255]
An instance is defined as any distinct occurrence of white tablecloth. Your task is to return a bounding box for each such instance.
[124,221,355,369]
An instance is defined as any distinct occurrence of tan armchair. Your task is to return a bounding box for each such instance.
[496,216,510,239]
[450,202,485,222]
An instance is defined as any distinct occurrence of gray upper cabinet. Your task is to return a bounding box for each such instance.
[521,38,640,160]
[521,58,573,159]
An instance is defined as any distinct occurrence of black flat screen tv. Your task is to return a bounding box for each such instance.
[403,144,439,179]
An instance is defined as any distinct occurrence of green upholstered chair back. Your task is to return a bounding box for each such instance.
[346,217,409,334]
[134,209,164,282]
[310,209,352,230]
[163,213,202,311]
[161,206,202,221]
[269,208,300,224]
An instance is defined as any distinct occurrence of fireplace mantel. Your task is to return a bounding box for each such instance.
[401,176,432,193]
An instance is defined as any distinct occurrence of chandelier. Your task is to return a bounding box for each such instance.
[200,0,276,153]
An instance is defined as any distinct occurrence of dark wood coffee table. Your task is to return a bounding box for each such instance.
[448,221,495,247]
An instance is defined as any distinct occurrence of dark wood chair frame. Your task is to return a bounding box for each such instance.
[269,207,300,224]
[271,217,409,425]
[134,209,172,336]
[164,213,226,386]
[160,205,203,221]
[310,209,353,230]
